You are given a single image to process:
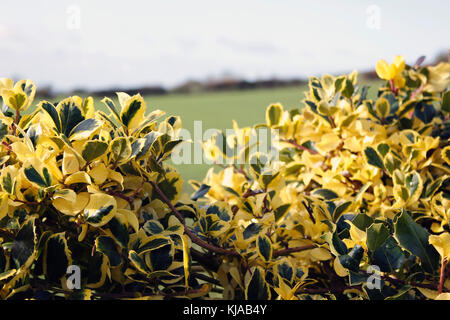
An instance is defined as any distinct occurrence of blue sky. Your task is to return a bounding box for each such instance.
[0,0,448,91]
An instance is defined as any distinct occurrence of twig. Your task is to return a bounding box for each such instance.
[381,274,450,293]
[439,258,448,295]
[410,82,424,100]
[242,188,265,198]
[273,244,316,258]
[302,200,316,224]
[11,110,20,136]
[282,139,319,155]
[296,284,362,295]
[149,180,240,257]
[107,190,134,209]
[129,179,145,199]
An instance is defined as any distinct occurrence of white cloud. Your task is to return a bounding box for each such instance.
[0,0,448,91]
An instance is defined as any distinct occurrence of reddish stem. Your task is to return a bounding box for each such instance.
[389,79,398,96]
[11,110,20,136]
[283,139,319,155]
[2,141,12,151]
[273,244,316,258]
[149,180,239,256]
[439,258,448,295]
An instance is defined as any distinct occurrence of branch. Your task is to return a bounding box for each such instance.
[242,188,265,198]
[107,190,134,209]
[439,258,448,295]
[273,244,316,257]
[296,284,362,295]
[381,274,450,293]
[149,180,240,257]
[281,139,319,155]
[11,110,20,136]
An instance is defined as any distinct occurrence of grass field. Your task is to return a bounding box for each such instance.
[145,86,308,192]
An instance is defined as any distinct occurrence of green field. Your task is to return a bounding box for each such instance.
[142,86,307,192]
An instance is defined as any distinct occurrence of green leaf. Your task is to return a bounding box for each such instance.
[351,213,374,231]
[143,220,165,235]
[317,100,338,116]
[69,118,102,140]
[120,95,145,129]
[44,233,71,283]
[148,244,173,271]
[213,131,233,159]
[423,177,446,198]
[341,79,354,98]
[245,267,270,300]
[107,213,129,248]
[87,251,109,288]
[24,165,52,188]
[95,236,122,267]
[365,147,384,169]
[266,103,283,127]
[129,250,149,274]
[101,97,121,122]
[110,137,132,165]
[256,235,273,262]
[57,98,85,137]
[393,210,439,273]
[377,143,390,157]
[375,98,390,118]
[405,172,422,199]
[277,261,294,283]
[2,172,15,195]
[11,217,36,269]
[243,223,263,240]
[348,271,369,286]
[333,201,352,222]
[0,269,16,281]
[85,204,115,227]
[206,204,231,222]
[274,204,291,222]
[161,139,184,160]
[372,237,406,273]
[138,237,171,254]
[367,223,390,252]
[67,289,93,300]
[334,76,346,93]
[39,101,61,133]
[130,138,145,159]
[136,131,161,160]
[414,102,436,124]
[442,91,450,114]
[321,230,348,256]
[0,121,9,141]
[385,285,413,300]
[190,184,210,201]
[312,188,339,200]
[82,140,108,163]
[338,245,364,272]
[341,114,358,127]
[152,173,182,203]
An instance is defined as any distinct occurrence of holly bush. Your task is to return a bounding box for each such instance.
[0,56,449,300]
